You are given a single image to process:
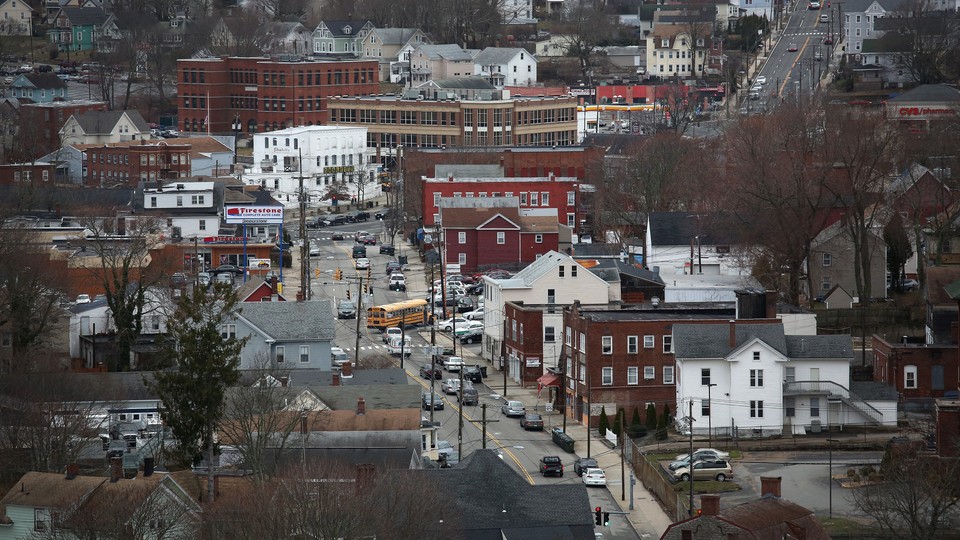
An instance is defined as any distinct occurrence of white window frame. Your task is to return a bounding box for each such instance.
[904,365,917,389]
[458,252,466,265]
[221,324,236,339]
[822,252,832,266]
[643,335,655,348]
[565,326,572,345]
[300,345,309,363]
[750,400,764,418]
[643,366,655,380]
[579,332,586,352]
[750,369,764,387]
[601,366,613,385]
[627,335,638,354]
[544,326,556,342]
[663,366,674,384]
[601,336,613,354]
[627,367,639,385]
[458,231,466,244]
[497,231,505,244]
[276,345,285,363]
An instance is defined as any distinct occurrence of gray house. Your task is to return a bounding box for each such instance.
[843,0,903,54]
[233,300,335,370]
[808,222,887,300]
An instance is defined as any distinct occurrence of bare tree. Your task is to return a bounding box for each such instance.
[891,0,960,84]
[210,11,267,57]
[557,0,618,82]
[851,442,960,539]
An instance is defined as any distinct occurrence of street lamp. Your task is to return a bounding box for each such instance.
[827,438,839,518]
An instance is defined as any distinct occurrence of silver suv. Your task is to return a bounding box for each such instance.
[673,460,734,482]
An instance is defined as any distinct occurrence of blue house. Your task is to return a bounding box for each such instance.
[233,300,335,370]
[9,73,67,103]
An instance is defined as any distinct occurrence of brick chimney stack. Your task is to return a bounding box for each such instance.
[65,463,79,480]
[280,376,289,387]
[357,397,365,416]
[700,494,721,516]
[341,361,353,378]
[728,320,736,348]
[331,373,340,386]
[760,476,782,498]
[110,457,122,483]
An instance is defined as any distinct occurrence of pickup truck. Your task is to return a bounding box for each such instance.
[442,356,465,372]
[539,455,564,477]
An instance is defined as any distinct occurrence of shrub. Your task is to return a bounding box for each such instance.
[645,403,658,431]
[860,465,876,477]
[598,408,609,436]
[846,468,856,478]
[851,473,861,483]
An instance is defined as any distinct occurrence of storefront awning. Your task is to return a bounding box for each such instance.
[537,373,561,388]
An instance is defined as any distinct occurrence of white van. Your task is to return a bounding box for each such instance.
[331,347,349,367]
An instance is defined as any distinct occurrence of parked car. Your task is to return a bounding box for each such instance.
[214,264,243,276]
[436,440,459,465]
[755,75,767,85]
[438,317,468,332]
[355,257,371,270]
[362,235,378,245]
[673,460,733,482]
[441,378,461,395]
[442,356,464,372]
[463,308,484,320]
[582,468,607,486]
[170,272,187,287]
[197,272,212,287]
[520,413,544,431]
[463,365,485,383]
[539,455,564,477]
[788,43,799,52]
[419,364,442,379]
[76,294,91,304]
[214,273,234,286]
[385,261,403,275]
[328,215,348,225]
[674,448,730,461]
[421,392,444,410]
[501,400,525,418]
[574,457,599,476]
[454,321,484,337]
[458,327,483,345]
[670,449,730,471]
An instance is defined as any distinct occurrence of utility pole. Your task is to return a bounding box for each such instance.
[620,411,626,501]
[561,352,567,433]
[587,371,592,458]
[353,276,363,368]
[297,149,309,300]
[458,357,464,459]
[481,403,488,448]
[399,318,406,369]
[688,399,695,516]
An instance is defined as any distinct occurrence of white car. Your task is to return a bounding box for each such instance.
[442,356,465,372]
[463,308,485,320]
[382,326,402,343]
[675,448,731,461]
[441,378,461,395]
[387,335,413,356]
[438,317,468,332]
[582,468,607,487]
[75,294,91,304]
[454,321,484,337]
[755,75,767,85]
[355,258,371,270]
[309,244,321,256]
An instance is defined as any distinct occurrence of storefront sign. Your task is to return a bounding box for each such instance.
[248,258,271,269]
[203,236,245,244]
[525,357,541,367]
[897,106,957,119]
[225,205,284,224]
[323,165,355,174]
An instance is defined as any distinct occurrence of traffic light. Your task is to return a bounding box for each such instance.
[314,268,320,278]
[334,268,342,281]
[594,507,602,526]
[346,287,351,300]
[603,512,610,526]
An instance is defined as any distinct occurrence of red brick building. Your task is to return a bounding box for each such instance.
[872,335,958,404]
[77,141,192,186]
[935,398,960,458]
[562,301,736,427]
[19,100,108,156]
[176,56,379,136]
[439,204,559,274]
[0,162,58,184]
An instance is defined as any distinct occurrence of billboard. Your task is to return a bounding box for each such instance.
[225,205,284,224]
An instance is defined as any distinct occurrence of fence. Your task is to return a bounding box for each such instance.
[629,439,690,520]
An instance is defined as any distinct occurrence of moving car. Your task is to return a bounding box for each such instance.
[539,456,564,477]
[337,299,357,319]
[388,273,406,291]
[331,232,346,241]
[309,245,321,256]
[379,244,395,255]
[820,13,829,22]
[382,326,402,343]
[387,335,412,356]
[574,457,599,476]
[362,235,378,245]
[355,257,371,270]
[520,413,544,431]
[331,347,349,367]
[501,400,526,418]
[809,1,821,8]
[419,364,442,379]
[582,468,607,487]
[788,43,799,52]
[385,261,403,275]
[352,245,366,258]
[673,459,733,482]
[442,356,465,372]
[438,317,468,332]
[458,385,479,405]
[421,392,444,410]
[441,378,461,395]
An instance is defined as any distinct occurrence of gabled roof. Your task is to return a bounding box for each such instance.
[0,372,159,403]
[317,20,372,38]
[889,83,960,103]
[861,31,913,53]
[440,206,521,229]
[647,212,742,246]
[369,27,424,46]
[70,110,149,135]
[473,46,536,66]
[719,496,831,539]
[18,73,68,90]
[494,250,577,288]
[673,322,787,358]
[237,300,334,342]
[784,335,853,359]
[0,472,105,511]
[418,449,593,533]
[234,278,287,302]
[58,6,108,26]
[415,43,473,61]
[841,0,904,13]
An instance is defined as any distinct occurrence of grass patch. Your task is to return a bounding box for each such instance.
[820,516,874,535]
[672,480,741,494]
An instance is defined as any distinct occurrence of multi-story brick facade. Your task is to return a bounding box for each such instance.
[176,56,379,136]
[872,335,958,404]
[562,301,735,427]
[78,142,192,186]
[19,100,108,156]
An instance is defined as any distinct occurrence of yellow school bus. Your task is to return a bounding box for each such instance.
[366,299,429,329]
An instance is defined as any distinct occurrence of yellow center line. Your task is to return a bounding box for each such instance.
[777,36,813,97]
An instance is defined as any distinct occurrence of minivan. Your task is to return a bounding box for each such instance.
[352,245,366,258]
[331,346,349,367]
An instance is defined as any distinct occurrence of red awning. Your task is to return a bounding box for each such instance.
[537,373,561,388]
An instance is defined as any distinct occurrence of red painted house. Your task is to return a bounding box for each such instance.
[439,203,559,274]
[424,173,582,233]
[872,335,958,405]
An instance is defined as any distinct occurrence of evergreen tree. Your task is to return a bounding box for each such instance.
[147,284,247,474]
[645,403,658,431]
[598,407,609,436]
[661,403,672,428]
[631,407,643,429]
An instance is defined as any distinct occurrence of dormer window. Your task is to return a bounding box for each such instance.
[662,38,669,47]
[343,25,352,35]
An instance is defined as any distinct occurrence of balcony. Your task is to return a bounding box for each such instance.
[783,380,883,426]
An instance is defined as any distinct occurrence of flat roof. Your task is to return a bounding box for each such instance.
[575,308,735,322]
[425,176,578,183]
[329,95,576,104]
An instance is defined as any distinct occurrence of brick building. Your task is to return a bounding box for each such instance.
[176,55,379,136]
[78,141,193,186]
[423,173,583,235]
[872,335,958,405]
[935,398,960,458]
[561,301,736,427]
[19,100,108,156]
[0,162,58,184]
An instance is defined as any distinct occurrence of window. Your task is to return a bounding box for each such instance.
[750,369,764,387]
[567,191,575,205]
[644,366,655,380]
[750,400,764,418]
[547,288,555,304]
[579,332,586,352]
[458,253,466,265]
[663,366,674,384]
[644,335,655,348]
[497,232,505,244]
[627,367,639,385]
[565,327,572,345]
[276,346,285,363]
[627,336,638,354]
[559,266,565,278]
[150,196,157,207]
[199,220,206,231]
[544,326,556,342]
[433,193,441,207]
[299,345,309,363]
[904,365,917,388]
[702,398,711,416]
[176,196,183,207]
[530,192,539,206]
[663,335,673,353]
[822,276,831,291]
[753,351,761,361]
[221,324,236,339]
[34,509,48,532]
[785,366,795,383]
[601,336,613,354]
[701,368,711,385]
[458,231,466,244]
[822,252,832,266]
[535,234,543,243]
[571,265,578,277]
[541,192,549,206]
[810,397,820,417]
[785,396,795,417]
[601,367,613,385]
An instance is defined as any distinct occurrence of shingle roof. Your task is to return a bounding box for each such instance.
[673,323,787,358]
[307,384,422,410]
[72,110,149,135]
[473,47,535,66]
[318,20,371,38]
[510,250,570,286]
[841,0,904,13]
[647,212,743,246]
[0,372,159,402]
[60,6,108,26]
[237,300,334,341]
[22,72,68,90]
[861,31,913,53]
[889,84,960,103]
[719,497,831,539]
[371,27,422,46]
[0,472,105,511]
[417,44,473,61]
[418,449,594,533]
[784,335,853,358]
[439,206,521,229]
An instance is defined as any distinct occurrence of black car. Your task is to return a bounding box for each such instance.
[379,244,396,255]
[331,232,345,241]
[214,264,244,276]
[420,365,442,379]
[574,457,599,476]
[328,215,348,225]
[463,365,484,383]
[375,208,393,220]
[422,392,445,410]
[385,261,402,274]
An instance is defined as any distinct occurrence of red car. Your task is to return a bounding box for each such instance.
[787,43,799,52]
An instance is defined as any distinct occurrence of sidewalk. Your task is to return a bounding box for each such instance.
[401,243,673,539]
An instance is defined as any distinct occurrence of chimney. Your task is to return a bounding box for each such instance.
[728,320,736,348]
[356,397,366,416]
[355,463,375,496]
[341,361,353,378]
[110,457,122,483]
[700,494,721,516]
[279,376,289,387]
[448,173,453,182]
[765,290,777,319]
[65,463,79,480]
[143,457,154,477]
[331,373,341,386]
[760,476,782,498]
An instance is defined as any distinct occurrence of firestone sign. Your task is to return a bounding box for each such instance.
[225,205,284,224]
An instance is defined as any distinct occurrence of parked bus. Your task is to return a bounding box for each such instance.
[366,299,429,329]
